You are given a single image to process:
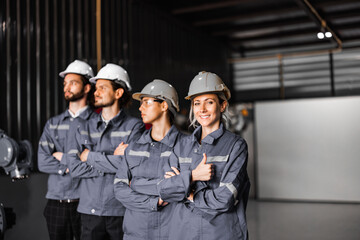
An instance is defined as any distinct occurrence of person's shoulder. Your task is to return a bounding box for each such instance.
[177,130,191,141]
[46,111,67,125]
[223,129,247,147]
[122,113,144,127]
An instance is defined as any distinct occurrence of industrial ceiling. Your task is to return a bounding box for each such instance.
[145,0,360,58]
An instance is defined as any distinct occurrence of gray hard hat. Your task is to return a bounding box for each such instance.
[133,79,179,115]
[185,71,231,100]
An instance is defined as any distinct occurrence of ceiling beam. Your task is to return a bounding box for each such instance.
[212,17,313,36]
[228,27,319,42]
[193,6,301,26]
[172,0,251,15]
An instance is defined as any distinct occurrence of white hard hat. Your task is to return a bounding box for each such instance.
[59,60,94,79]
[133,79,179,113]
[89,63,131,91]
[185,71,231,100]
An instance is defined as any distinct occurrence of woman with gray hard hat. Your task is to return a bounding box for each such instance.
[113,79,187,240]
[158,71,251,240]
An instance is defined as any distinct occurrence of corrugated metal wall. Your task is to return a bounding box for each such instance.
[0,0,229,157]
[0,0,98,148]
[232,49,360,102]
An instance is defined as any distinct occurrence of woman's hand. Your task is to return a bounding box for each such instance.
[80,149,89,162]
[187,191,194,202]
[158,197,168,207]
[164,167,180,178]
[114,142,128,155]
[191,153,213,182]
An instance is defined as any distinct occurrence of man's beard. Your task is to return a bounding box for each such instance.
[64,90,85,102]
[94,98,116,108]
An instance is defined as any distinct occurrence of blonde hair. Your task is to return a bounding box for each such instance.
[189,93,230,129]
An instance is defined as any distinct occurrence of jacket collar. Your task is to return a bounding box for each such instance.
[137,125,179,148]
[192,123,225,145]
[61,106,94,121]
[96,110,126,128]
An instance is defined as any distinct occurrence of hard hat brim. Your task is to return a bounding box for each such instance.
[185,90,231,100]
[59,71,91,79]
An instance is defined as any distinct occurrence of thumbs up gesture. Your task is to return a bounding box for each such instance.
[191,153,213,182]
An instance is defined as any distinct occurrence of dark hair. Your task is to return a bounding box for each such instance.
[110,81,132,108]
[80,76,95,108]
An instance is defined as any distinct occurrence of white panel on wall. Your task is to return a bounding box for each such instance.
[255,96,360,202]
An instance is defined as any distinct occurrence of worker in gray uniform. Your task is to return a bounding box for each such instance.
[38,60,96,240]
[158,71,250,240]
[111,79,186,240]
[62,63,144,240]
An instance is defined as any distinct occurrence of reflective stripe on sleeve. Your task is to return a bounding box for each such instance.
[160,151,172,157]
[207,155,229,163]
[111,130,131,137]
[114,178,129,185]
[80,131,89,136]
[68,149,79,154]
[129,150,150,158]
[40,141,55,149]
[220,182,238,200]
[49,124,69,130]
[179,157,192,164]
[90,132,101,138]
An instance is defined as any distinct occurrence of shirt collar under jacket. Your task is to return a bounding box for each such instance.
[68,105,89,118]
[136,124,179,148]
[62,106,93,121]
[192,122,225,145]
[96,109,125,129]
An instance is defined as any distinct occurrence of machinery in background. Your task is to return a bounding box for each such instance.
[228,103,253,135]
[0,204,15,240]
[0,129,33,182]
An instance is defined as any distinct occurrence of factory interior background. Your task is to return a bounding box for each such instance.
[1,0,360,239]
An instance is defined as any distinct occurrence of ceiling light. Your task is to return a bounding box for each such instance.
[325,32,332,38]
[317,32,325,39]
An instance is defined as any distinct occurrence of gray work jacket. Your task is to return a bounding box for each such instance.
[38,107,97,200]
[113,125,186,240]
[65,110,144,216]
[158,124,250,240]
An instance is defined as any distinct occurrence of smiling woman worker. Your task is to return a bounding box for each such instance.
[113,79,186,240]
[158,71,251,240]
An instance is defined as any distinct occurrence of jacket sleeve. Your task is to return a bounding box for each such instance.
[86,152,123,173]
[65,153,102,178]
[85,121,144,174]
[37,121,67,175]
[63,127,102,178]
[130,177,162,196]
[157,151,193,202]
[113,158,159,212]
[192,139,249,216]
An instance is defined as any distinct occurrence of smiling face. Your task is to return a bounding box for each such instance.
[192,93,227,132]
[63,73,86,101]
[139,97,165,124]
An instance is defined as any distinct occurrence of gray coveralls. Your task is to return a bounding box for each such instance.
[158,124,250,240]
[38,107,97,239]
[64,110,144,239]
[113,125,186,240]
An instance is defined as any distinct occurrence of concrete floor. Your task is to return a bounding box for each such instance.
[247,200,360,240]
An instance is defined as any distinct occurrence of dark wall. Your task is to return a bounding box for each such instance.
[0,0,228,239]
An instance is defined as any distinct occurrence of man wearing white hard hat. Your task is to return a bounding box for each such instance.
[64,63,145,239]
[38,60,97,240]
